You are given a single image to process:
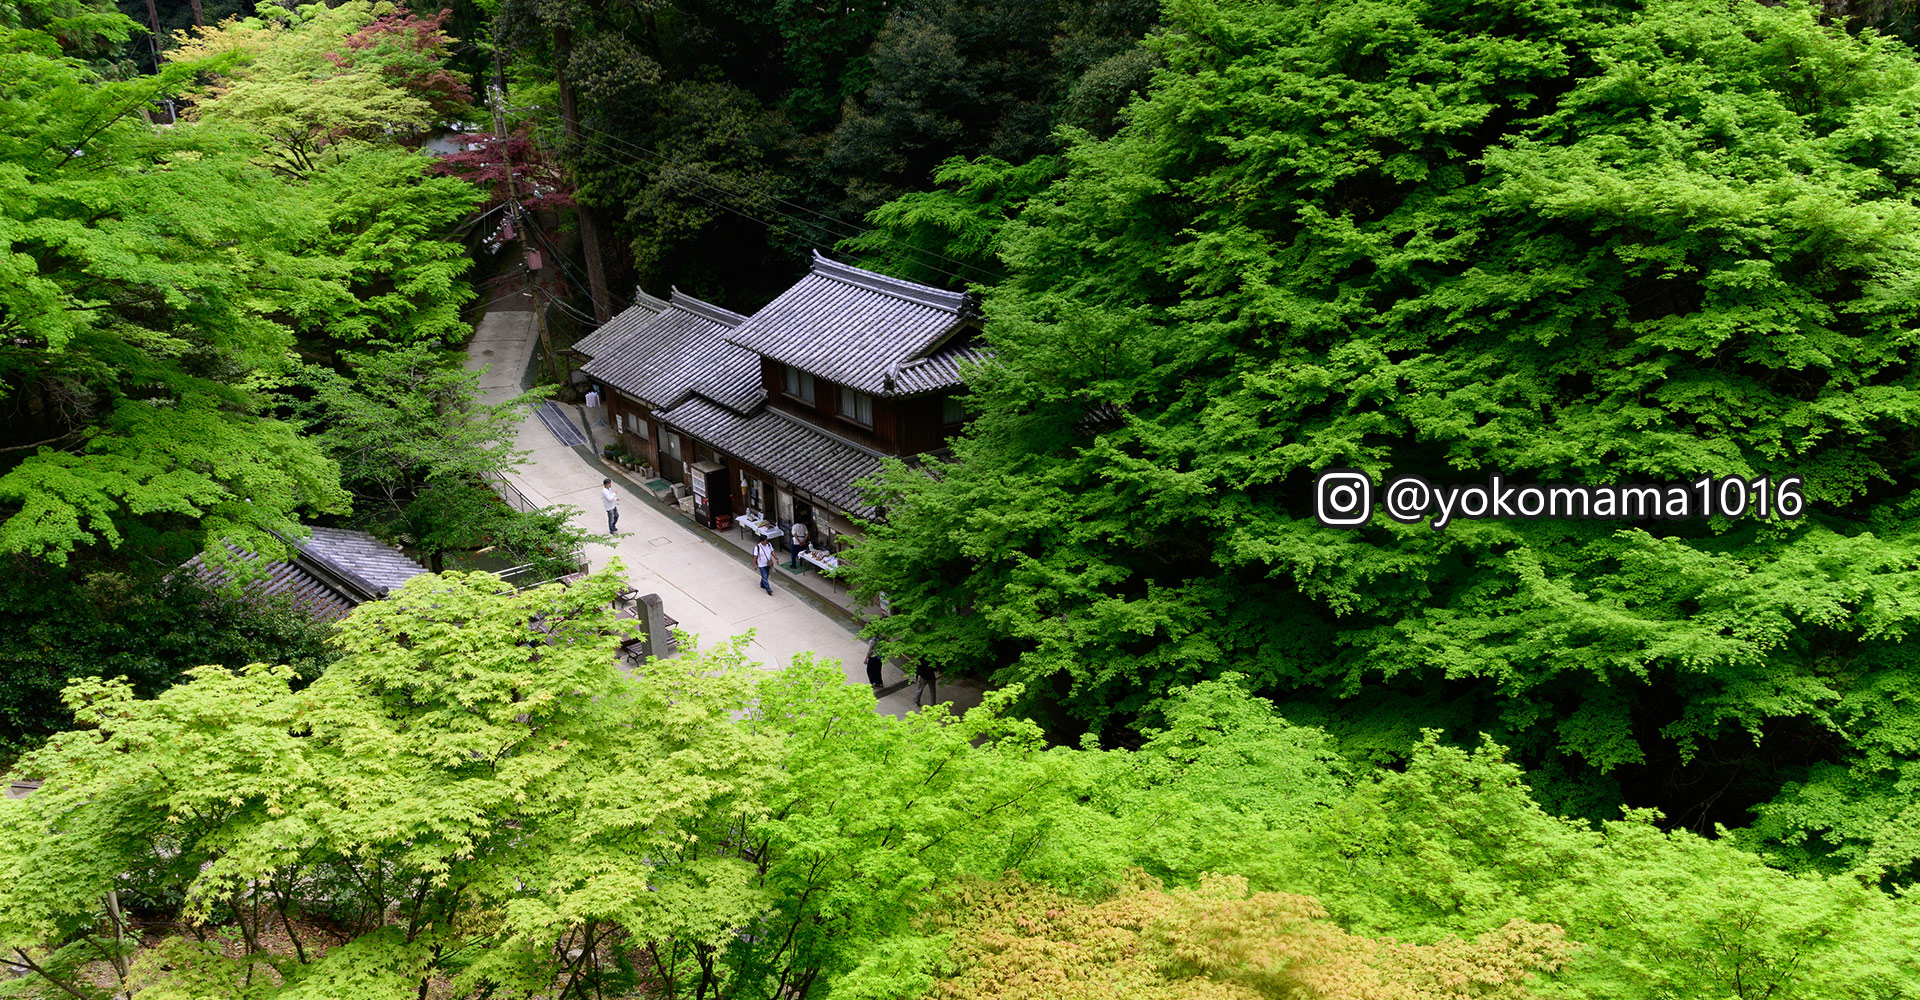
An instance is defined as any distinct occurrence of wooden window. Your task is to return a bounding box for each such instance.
[782,365,816,404]
[941,395,965,426]
[838,387,874,427]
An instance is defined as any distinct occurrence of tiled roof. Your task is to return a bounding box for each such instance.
[726,252,976,397]
[569,289,670,359]
[184,547,357,621]
[889,342,992,395]
[655,396,884,519]
[181,527,429,621]
[580,290,764,415]
[299,526,430,595]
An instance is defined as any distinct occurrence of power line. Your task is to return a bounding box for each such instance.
[522,217,598,299]
[508,102,1004,287]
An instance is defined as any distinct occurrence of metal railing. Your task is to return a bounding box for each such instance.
[485,471,539,513]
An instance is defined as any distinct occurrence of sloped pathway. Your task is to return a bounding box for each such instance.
[466,306,982,718]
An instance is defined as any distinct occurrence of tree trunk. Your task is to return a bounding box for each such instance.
[142,0,162,72]
[187,0,203,26]
[551,25,615,325]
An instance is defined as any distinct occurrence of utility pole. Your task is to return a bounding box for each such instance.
[491,49,534,337]
[493,52,567,389]
[531,283,565,387]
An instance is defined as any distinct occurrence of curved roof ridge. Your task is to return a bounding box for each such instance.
[632,287,670,313]
[668,287,749,327]
[809,251,966,312]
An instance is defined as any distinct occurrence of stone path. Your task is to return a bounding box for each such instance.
[466,306,982,718]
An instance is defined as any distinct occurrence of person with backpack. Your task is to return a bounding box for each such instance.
[753,536,775,595]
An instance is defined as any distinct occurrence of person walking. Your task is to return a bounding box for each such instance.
[864,635,885,693]
[788,519,809,569]
[601,478,619,534]
[912,659,936,707]
[753,536,775,595]
[584,386,605,426]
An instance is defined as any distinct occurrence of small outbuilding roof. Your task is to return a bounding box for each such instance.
[725,253,976,398]
[182,526,429,622]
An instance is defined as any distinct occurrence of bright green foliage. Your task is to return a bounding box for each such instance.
[838,155,1060,290]
[1061,675,1351,891]
[292,343,597,576]
[306,147,482,344]
[0,565,782,1000]
[1286,737,1920,1000]
[850,0,1920,860]
[0,606,1912,998]
[0,564,336,766]
[173,3,451,175]
[174,3,482,345]
[296,344,534,509]
[719,663,1067,999]
[1030,681,1920,999]
[0,14,351,565]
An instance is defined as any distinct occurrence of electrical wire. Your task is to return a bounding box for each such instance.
[537,285,602,326]
[521,216,600,304]
[506,102,1004,287]
[444,199,513,238]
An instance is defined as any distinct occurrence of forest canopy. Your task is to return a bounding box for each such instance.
[6,0,1920,993]
[849,0,1920,886]
[1,571,1912,999]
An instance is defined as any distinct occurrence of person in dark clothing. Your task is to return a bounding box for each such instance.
[912,659,936,707]
[865,635,885,693]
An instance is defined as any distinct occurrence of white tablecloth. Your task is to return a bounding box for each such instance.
[798,550,842,576]
[738,514,785,540]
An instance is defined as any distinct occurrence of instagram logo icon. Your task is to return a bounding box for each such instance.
[1315,469,1373,527]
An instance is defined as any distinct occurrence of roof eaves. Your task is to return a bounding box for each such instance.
[762,406,889,461]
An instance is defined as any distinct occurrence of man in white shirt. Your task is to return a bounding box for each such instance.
[753,538,775,595]
[584,387,605,425]
[602,478,619,534]
[788,519,809,569]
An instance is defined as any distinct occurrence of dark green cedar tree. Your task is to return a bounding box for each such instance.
[850,0,1920,878]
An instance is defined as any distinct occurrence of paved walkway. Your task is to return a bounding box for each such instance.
[466,306,982,718]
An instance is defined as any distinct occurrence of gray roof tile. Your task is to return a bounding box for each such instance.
[890,342,991,395]
[655,396,884,518]
[726,252,976,397]
[181,527,428,620]
[580,290,764,415]
[570,289,669,359]
[184,546,358,621]
[299,526,430,595]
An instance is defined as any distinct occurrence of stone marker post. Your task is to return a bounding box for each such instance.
[638,593,670,661]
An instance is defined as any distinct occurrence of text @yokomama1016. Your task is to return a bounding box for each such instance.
[1313,470,1808,530]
